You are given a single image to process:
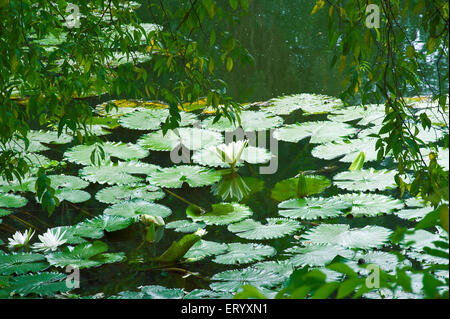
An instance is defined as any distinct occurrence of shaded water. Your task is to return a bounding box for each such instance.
[0,1,442,297]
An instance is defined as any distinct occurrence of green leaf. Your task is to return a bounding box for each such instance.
[104,199,172,220]
[271,175,331,202]
[95,184,165,204]
[263,94,343,115]
[227,218,302,240]
[154,231,205,263]
[348,152,365,171]
[278,197,351,220]
[201,111,283,132]
[210,268,284,293]
[187,202,252,225]
[213,243,276,265]
[274,121,357,144]
[147,165,222,188]
[333,168,397,191]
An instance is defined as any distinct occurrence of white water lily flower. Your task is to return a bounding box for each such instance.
[214,140,248,167]
[8,229,35,249]
[195,229,207,237]
[32,228,67,252]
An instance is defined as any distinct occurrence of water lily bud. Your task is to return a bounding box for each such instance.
[140,215,165,227]
[195,229,207,237]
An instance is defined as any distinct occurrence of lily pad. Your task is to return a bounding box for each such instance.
[96,184,165,204]
[333,168,397,192]
[27,130,73,145]
[395,206,435,221]
[147,165,222,188]
[328,104,386,126]
[187,202,253,225]
[227,218,302,240]
[0,194,28,208]
[0,253,48,275]
[4,272,71,297]
[55,189,91,204]
[46,241,125,269]
[285,244,352,267]
[119,109,197,130]
[334,193,404,217]
[104,199,172,220]
[137,128,223,151]
[48,175,89,190]
[274,121,357,144]
[184,240,228,261]
[165,220,206,233]
[278,197,351,220]
[201,111,283,132]
[80,161,160,185]
[263,93,343,115]
[301,224,393,249]
[192,145,272,168]
[271,175,331,202]
[311,138,379,163]
[65,142,148,165]
[213,243,276,265]
[210,268,285,292]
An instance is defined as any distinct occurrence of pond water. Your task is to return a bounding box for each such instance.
[0,1,447,299]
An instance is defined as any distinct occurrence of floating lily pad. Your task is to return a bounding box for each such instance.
[118,109,169,130]
[184,289,233,299]
[210,268,285,292]
[104,199,172,220]
[227,218,302,240]
[80,161,160,185]
[0,253,48,275]
[27,130,73,144]
[65,142,149,165]
[187,203,252,225]
[285,244,352,267]
[147,165,222,188]
[165,220,206,233]
[79,215,135,233]
[95,184,165,204]
[0,194,28,208]
[137,128,223,151]
[333,168,397,191]
[48,175,89,190]
[46,241,125,269]
[213,243,276,265]
[55,189,91,204]
[301,224,393,249]
[201,111,283,132]
[184,240,228,261]
[271,175,331,202]
[274,121,357,144]
[278,197,351,220]
[311,138,379,163]
[263,94,343,115]
[395,206,435,221]
[3,272,71,297]
[112,285,184,299]
[328,104,386,125]
[192,145,272,167]
[334,193,404,217]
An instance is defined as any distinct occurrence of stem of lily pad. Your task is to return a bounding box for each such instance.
[163,188,207,214]
[7,215,40,231]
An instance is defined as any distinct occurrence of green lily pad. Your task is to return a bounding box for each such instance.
[80,161,160,185]
[96,184,165,204]
[201,111,283,132]
[147,165,222,188]
[395,206,435,221]
[333,168,397,191]
[0,194,28,208]
[165,220,206,233]
[119,109,198,131]
[4,272,71,297]
[137,128,223,151]
[213,243,276,265]
[65,142,148,165]
[55,189,91,204]
[334,193,404,217]
[46,241,125,269]
[192,145,272,168]
[311,138,379,163]
[263,93,343,115]
[271,175,331,202]
[328,104,386,125]
[187,202,253,225]
[0,253,48,275]
[27,130,73,144]
[227,218,302,240]
[104,199,172,220]
[274,121,357,144]
[285,244,352,267]
[48,175,89,190]
[79,215,135,233]
[278,197,351,220]
[302,224,393,249]
[184,240,228,261]
[210,268,285,292]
